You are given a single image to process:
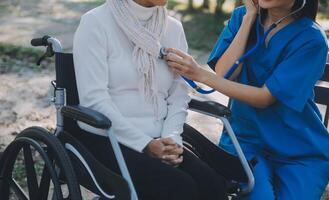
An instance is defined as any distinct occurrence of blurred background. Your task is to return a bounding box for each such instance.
[0,0,328,198]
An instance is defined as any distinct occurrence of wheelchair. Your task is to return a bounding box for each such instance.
[0,35,264,200]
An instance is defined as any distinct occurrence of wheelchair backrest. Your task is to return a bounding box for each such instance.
[55,52,82,133]
[55,53,79,106]
[314,63,329,128]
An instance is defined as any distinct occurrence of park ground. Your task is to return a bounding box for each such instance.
[0,0,329,198]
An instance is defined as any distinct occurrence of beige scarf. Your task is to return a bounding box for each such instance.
[108,0,168,113]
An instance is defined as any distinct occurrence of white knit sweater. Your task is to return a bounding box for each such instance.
[73,0,190,153]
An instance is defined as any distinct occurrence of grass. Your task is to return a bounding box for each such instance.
[0,4,7,12]
[170,0,229,51]
[0,43,54,73]
[0,4,9,18]
[182,10,227,51]
[318,12,329,20]
[11,150,45,190]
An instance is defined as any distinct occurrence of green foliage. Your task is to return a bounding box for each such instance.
[0,43,53,73]
[320,0,328,7]
[182,11,226,50]
[167,0,181,10]
[12,151,45,188]
[169,0,228,51]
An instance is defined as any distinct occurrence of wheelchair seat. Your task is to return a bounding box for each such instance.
[58,131,130,200]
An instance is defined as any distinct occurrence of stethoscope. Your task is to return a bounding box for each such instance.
[160,0,306,94]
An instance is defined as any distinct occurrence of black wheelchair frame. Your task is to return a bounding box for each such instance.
[0,35,327,200]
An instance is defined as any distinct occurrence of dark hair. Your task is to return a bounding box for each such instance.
[292,0,318,20]
[247,0,319,45]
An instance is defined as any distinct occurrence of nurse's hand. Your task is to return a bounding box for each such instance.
[165,48,210,83]
[245,0,258,19]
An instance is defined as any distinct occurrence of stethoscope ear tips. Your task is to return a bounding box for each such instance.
[159,47,168,59]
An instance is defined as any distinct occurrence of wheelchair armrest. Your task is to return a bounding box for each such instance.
[188,98,231,118]
[61,105,111,129]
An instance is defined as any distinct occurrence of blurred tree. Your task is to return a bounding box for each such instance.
[188,0,194,10]
[235,0,243,7]
[320,0,328,8]
[202,0,210,9]
[215,0,225,17]
[232,0,329,9]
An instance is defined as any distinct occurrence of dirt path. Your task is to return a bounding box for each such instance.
[0,0,328,198]
[0,0,96,50]
[0,68,55,146]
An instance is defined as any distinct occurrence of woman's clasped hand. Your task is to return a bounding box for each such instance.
[144,137,184,166]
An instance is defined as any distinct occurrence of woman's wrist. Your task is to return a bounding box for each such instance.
[243,13,257,26]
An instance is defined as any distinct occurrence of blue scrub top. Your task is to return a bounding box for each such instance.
[208,6,329,162]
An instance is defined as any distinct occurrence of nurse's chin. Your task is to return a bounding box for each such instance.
[258,0,289,10]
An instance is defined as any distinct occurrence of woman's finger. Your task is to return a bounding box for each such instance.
[165,53,185,66]
[171,148,183,156]
[160,137,176,145]
[163,144,177,152]
[167,61,189,73]
[162,154,179,161]
[165,146,183,156]
[170,156,184,165]
[167,48,188,59]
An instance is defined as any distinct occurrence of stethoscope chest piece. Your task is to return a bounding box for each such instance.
[159,47,168,59]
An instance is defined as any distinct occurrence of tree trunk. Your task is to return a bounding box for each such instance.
[188,0,194,11]
[215,0,226,17]
[202,0,210,9]
[320,0,328,7]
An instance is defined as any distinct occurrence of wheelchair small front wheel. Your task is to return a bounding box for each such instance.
[0,126,82,200]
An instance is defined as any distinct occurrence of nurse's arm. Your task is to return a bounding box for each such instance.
[203,72,276,108]
[215,12,256,80]
[166,48,276,109]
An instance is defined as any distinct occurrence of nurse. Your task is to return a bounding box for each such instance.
[164,0,329,199]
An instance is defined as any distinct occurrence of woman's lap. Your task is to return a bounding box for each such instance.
[77,130,227,200]
[178,150,227,200]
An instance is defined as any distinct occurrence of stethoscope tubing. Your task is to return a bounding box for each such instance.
[224,17,276,79]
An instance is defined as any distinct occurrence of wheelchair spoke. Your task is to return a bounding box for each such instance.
[38,164,51,199]
[2,127,82,200]
[9,178,28,200]
[23,145,39,200]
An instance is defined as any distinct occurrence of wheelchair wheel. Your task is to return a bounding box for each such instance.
[0,127,82,200]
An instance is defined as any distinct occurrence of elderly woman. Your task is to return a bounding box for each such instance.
[165,0,329,199]
[73,0,226,199]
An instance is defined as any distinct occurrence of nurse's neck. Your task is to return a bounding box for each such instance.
[266,7,294,25]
